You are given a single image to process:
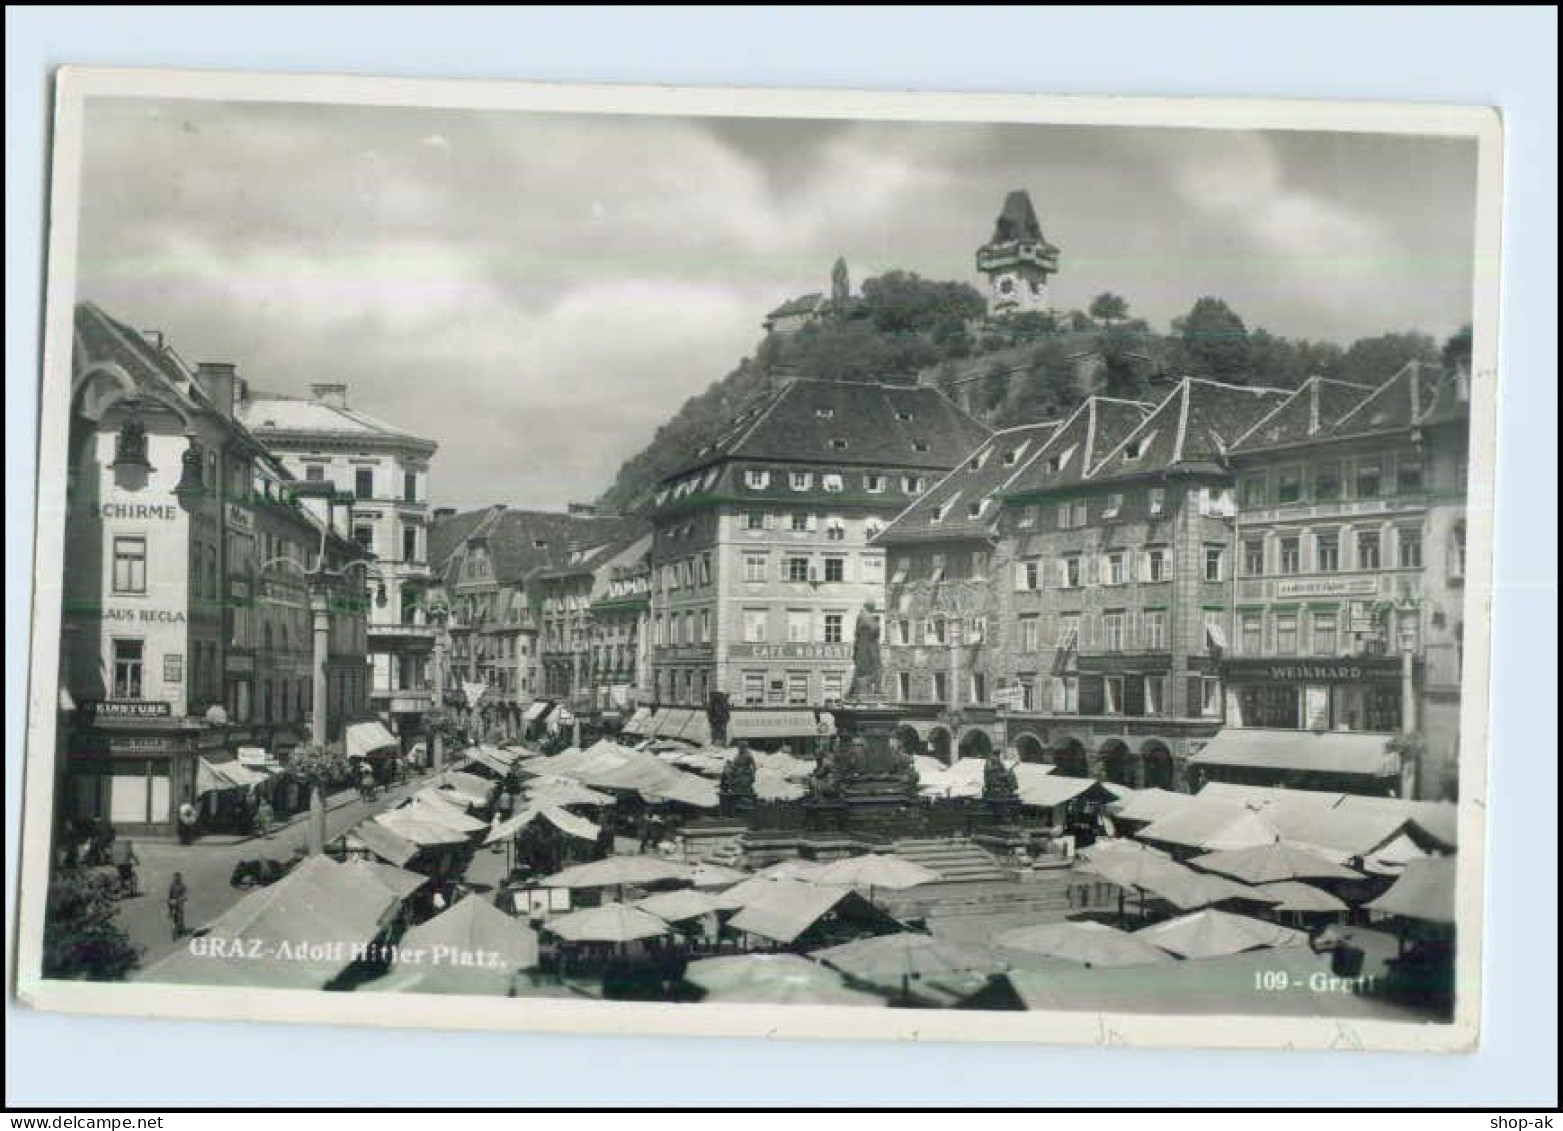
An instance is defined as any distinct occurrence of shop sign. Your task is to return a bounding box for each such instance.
[100,607,188,624]
[225,502,255,532]
[729,643,851,662]
[88,502,180,522]
[164,654,184,683]
[1222,658,1404,683]
[1275,576,1380,599]
[83,700,173,719]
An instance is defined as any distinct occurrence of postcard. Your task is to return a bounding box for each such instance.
[16,66,1500,1053]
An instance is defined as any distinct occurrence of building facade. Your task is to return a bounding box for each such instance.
[239,382,438,752]
[645,378,990,734]
[536,529,652,722]
[61,303,370,838]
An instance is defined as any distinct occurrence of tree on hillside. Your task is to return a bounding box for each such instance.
[858,271,985,335]
[1442,324,1473,375]
[994,310,1059,344]
[980,360,1014,416]
[1011,341,1082,423]
[1174,297,1252,384]
[1097,323,1153,401]
[1089,292,1130,325]
[1338,331,1440,386]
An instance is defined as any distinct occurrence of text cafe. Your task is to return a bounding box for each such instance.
[1220,656,1416,735]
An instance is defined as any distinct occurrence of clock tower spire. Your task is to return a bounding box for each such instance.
[976,189,1059,317]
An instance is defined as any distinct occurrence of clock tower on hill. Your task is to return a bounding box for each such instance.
[976,189,1059,317]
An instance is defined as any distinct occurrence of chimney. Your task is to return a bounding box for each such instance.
[311,383,348,409]
[433,506,457,522]
[195,362,239,419]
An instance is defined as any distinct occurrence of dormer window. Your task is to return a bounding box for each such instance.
[864,473,886,493]
[902,475,926,495]
[932,494,960,523]
[1124,432,1156,461]
[1102,493,1123,519]
[968,499,989,519]
[790,471,812,491]
[745,469,771,490]
[967,448,991,472]
[912,439,930,453]
[533,539,548,549]
[1003,441,1029,467]
[896,410,915,422]
[822,473,844,493]
[814,407,835,419]
[829,438,849,451]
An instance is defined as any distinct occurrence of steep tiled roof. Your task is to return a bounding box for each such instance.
[765,293,826,320]
[674,378,991,479]
[1000,396,1152,499]
[1092,379,1289,479]
[1414,371,1473,430]
[239,391,435,449]
[877,421,1061,544]
[988,189,1052,248]
[1327,361,1444,441]
[428,507,504,577]
[1227,377,1377,454]
[532,519,653,582]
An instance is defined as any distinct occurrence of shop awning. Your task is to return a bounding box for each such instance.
[1189,729,1399,778]
[523,700,555,723]
[345,720,400,760]
[195,757,268,797]
[650,707,692,738]
[621,707,653,736]
[728,710,827,741]
[348,820,421,867]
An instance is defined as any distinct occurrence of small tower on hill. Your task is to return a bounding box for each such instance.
[976,189,1059,317]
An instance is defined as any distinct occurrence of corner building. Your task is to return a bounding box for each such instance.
[646,378,989,743]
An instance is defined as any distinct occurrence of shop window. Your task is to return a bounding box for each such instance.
[1239,684,1299,729]
[787,672,809,705]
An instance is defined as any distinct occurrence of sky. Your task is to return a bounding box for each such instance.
[74,98,1480,511]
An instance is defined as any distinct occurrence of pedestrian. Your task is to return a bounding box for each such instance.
[177,795,199,845]
[255,795,274,839]
[167,872,188,939]
[111,838,140,898]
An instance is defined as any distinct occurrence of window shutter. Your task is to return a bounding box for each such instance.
[806,513,819,531]
[1051,677,1066,712]
[1014,562,1028,591]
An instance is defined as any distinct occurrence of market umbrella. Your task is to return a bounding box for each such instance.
[637,888,722,923]
[813,854,940,892]
[1077,841,1174,890]
[814,931,1006,1003]
[1137,909,1312,959]
[684,862,750,890]
[1256,880,1350,914]
[393,895,540,992]
[540,855,693,890]
[683,954,882,1007]
[1189,842,1362,885]
[995,920,1174,968]
[524,778,616,809]
[755,859,826,882]
[1129,861,1281,913]
[544,901,672,944]
[1363,854,1456,924]
[485,803,601,846]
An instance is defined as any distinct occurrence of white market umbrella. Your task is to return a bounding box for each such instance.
[1190,842,1362,885]
[1138,909,1312,959]
[544,902,672,944]
[995,920,1174,968]
[813,854,940,892]
[540,855,692,890]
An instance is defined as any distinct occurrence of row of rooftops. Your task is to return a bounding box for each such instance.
[428,504,651,593]
[878,362,1469,545]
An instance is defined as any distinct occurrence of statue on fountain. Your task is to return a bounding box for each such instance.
[845,602,883,704]
[982,748,1019,804]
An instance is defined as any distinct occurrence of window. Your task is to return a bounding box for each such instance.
[1015,559,1041,591]
[1243,539,1265,576]
[1018,505,1039,529]
[896,672,912,702]
[1106,552,1127,586]
[1102,493,1123,519]
[896,410,915,423]
[789,511,810,533]
[967,499,989,520]
[1277,469,1303,504]
[1071,501,1088,528]
[1357,531,1382,570]
[814,407,835,420]
[355,467,374,500]
[1276,613,1298,655]
[1020,616,1039,653]
[822,473,844,493]
[112,640,144,698]
[1104,676,1124,715]
[1145,610,1167,651]
[1397,456,1424,493]
[1312,612,1338,655]
[824,612,844,644]
[823,557,845,583]
[1241,612,1262,655]
[1450,522,1467,580]
[861,555,884,584]
[829,438,849,451]
[1398,528,1422,569]
[970,673,988,704]
[1017,677,1036,711]
[743,609,767,643]
[744,511,765,531]
[1144,548,1169,583]
[1145,488,1166,519]
[1055,675,1079,714]
[864,473,885,493]
[305,465,325,482]
[929,554,946,584]
[912,440,930,454]
[1241,477,1266,507]
[700,609,712,644]
[787,609,811,643]
[1144,676,1166,716]
[1316,533,1340,573]
[1204,546,1225,582]
[353,525,374,554]
[743,553,767,583]
[1203,487,1235,517]
[824,517,846,542]
[1057,556,1078,588]
[1124,436,1149,461]
[902,475,925,495]
[787,672,809,705]
[1280,537,1301,575]
[1355,459,1382,499]
[1056,504,1072,530]
[786,556,810,583]
[1103,613,1125,652]
[1057,614,1080,652]
[822,671,845,703]
[745,469,771,490]
[790,471,812,491]
[112,536,147,594]
[1315,462,1341,501]
[1200,677,1223,718]
[927,618,948,646]
[402,526,418,564]
[931,671,948,704]
[403,470,417,502]
[700,553,712,585]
